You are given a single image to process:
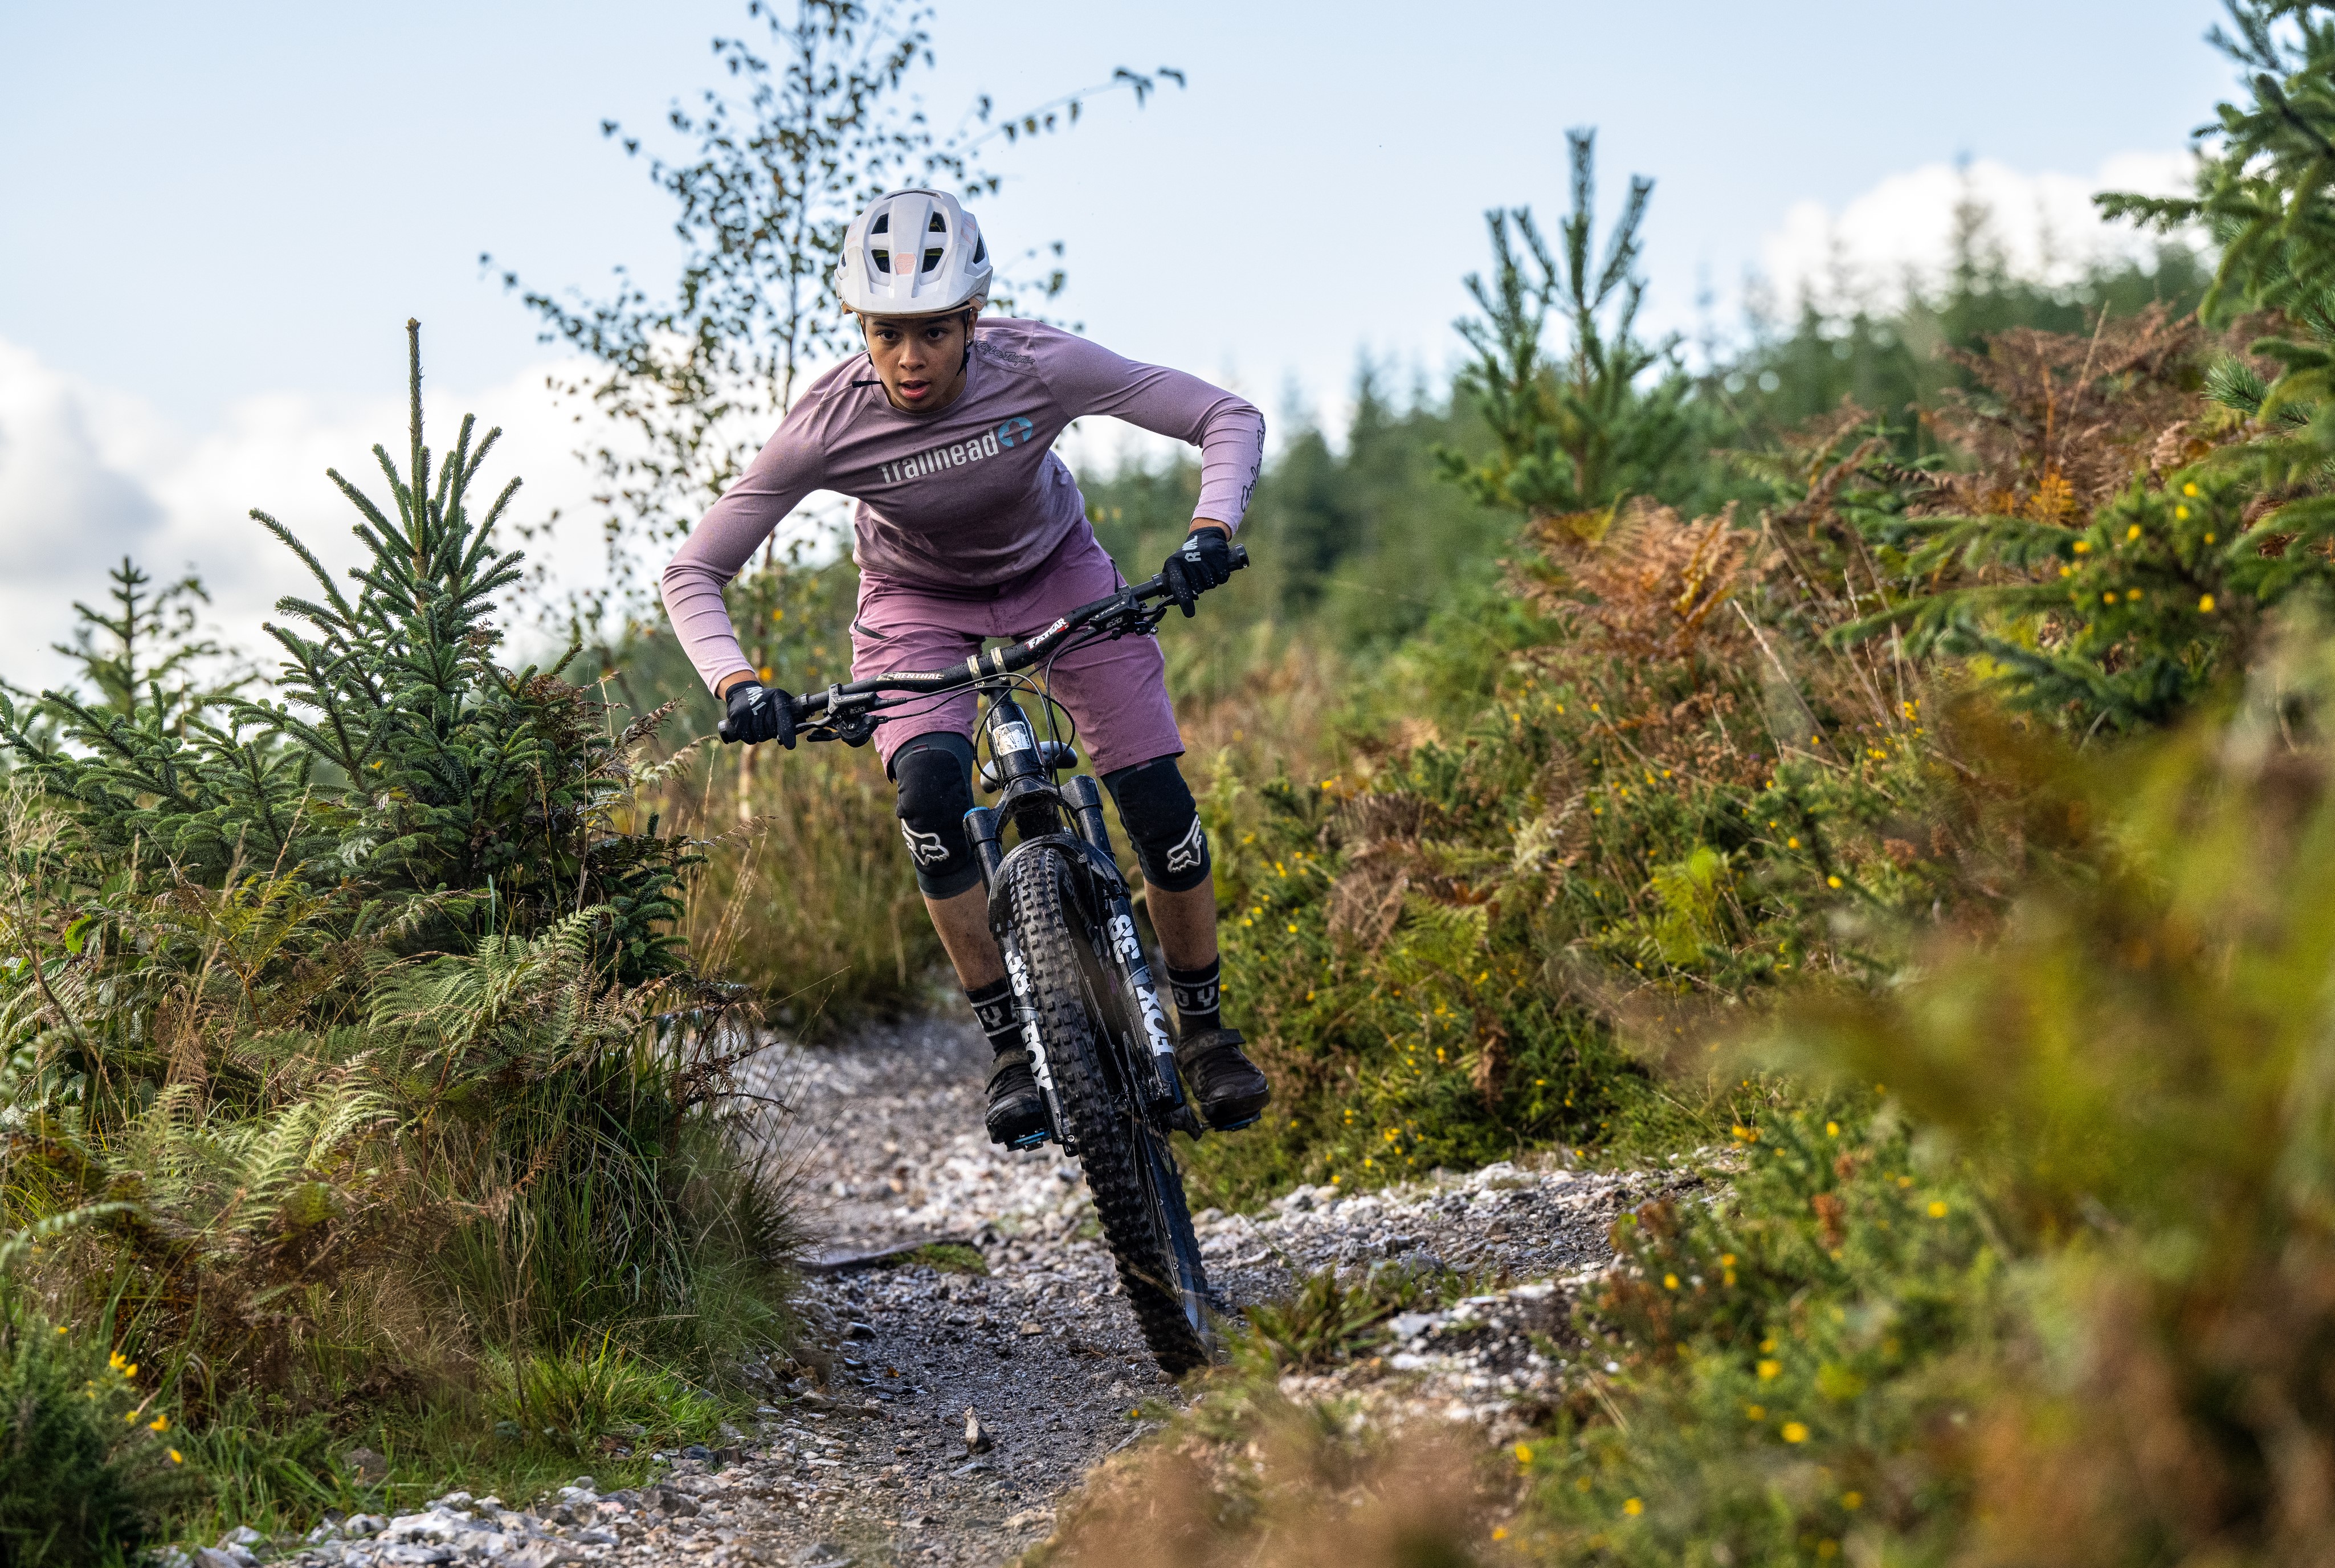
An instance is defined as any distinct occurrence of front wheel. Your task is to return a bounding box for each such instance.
[1004,848,1215,1371]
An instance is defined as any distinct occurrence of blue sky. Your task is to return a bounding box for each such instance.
[0,0,2235,683]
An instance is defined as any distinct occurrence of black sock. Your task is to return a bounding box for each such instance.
[1165,958,1222,1036]
[967,977,1019,1058]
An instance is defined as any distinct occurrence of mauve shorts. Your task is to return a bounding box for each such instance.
[849,528,1183,777]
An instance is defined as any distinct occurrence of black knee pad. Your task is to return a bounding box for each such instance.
[892,732,981,899]
[1103,755,1211,892]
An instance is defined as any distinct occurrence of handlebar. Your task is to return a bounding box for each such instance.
[718,543,1247,744]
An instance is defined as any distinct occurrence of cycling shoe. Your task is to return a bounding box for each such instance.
[985,1050,1050,1149]
[1175,1027,1271,1131]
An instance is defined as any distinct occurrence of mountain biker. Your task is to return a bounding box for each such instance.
[660,187,1273,1149]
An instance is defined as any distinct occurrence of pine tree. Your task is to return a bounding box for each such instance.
[1,323,695,982]
[1437,129,1700,534]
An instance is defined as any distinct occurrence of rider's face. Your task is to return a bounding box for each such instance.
[862,313,970,414]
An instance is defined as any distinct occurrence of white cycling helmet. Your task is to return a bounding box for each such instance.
[835,188,993,317]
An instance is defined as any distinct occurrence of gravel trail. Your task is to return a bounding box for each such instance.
[250,1015,1645,1568]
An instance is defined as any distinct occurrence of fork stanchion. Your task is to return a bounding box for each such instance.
[1063,775,1112,858]
[964,806,1005,886]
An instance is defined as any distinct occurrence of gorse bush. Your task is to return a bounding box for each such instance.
[0,1298,198,1568]
[0,325,794,1535]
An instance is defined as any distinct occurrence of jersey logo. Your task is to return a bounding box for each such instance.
[876,414,1040,485]
[1164,816,1209,875]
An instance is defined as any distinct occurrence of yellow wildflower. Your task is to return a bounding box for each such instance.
[1782,1422,1810,1443]
[1758,1359,1781,1380]
[1928,1200,1948,1218]
[1622,1498,1643,1517]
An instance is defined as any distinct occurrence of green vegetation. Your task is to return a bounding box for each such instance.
[1037,6,2335,1565]
[0,328,793,1544]
[11,0,2326,1557]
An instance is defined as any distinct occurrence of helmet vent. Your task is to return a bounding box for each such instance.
[871,213,888,234]
[928,213,946,232]
[973,238,986,264]
[921,247,944,273]
[871,249,891,273]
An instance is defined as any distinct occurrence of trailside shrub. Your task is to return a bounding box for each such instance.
[0,326,795,1516]
[0,1303,195,1568]
[1522,1104,1996,1563]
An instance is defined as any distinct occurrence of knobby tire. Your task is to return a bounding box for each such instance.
[1006,848,1214,1373]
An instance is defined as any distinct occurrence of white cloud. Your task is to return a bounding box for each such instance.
[1754,151,2197,319]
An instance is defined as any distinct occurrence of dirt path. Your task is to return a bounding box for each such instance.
[256,1015,1644,1568]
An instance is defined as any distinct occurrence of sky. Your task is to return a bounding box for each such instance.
[0,0,2235,690]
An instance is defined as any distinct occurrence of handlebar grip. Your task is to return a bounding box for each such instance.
[718,717,737,744]
[1230,544,1249,570]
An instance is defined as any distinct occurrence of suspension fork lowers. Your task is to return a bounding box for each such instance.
[1063,776,1190,1122]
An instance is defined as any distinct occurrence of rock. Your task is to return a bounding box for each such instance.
[501,1545,581,1568]
[343,1447,389,1484]
[962,1406,993,1453]
[950,1459,991,1477]
[681,1444,714,1461]
[421,1493,472,1513]
[843,1322,877,1341]
[340,1517,387,1540]
[1015,1320,1046,1337]
[374,1548,451,1566]
[793,1545,851,1568]
[219,1529,266,1550]
[192,1549,242,1568]
[565,1476,596,1493]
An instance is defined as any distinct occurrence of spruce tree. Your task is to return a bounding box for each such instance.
[1,323,694,982]
[1438,129,1700,533]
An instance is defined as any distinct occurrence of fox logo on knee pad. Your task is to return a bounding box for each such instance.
[900,822,953,866]
[1164,816,1208,876]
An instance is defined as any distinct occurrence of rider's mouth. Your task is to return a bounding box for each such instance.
[896,379,932,402]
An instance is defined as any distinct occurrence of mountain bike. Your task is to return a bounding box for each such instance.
[718,548,1249,1371]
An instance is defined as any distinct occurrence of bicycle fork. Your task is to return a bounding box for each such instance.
[1062,776,1203,1136]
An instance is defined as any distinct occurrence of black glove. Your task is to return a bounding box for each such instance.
[1161,527,1235,616]
[724,681,796,748]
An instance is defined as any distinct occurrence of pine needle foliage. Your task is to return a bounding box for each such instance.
[1438,129,1701,532]
[0,322,695,983]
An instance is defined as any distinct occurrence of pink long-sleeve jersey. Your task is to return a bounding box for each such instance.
[658,317,1265,694]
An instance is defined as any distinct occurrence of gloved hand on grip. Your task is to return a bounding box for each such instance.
[724,681,797,748]
[1161,526,1235,616]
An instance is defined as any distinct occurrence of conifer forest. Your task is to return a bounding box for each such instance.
[14,1,2335,1563]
